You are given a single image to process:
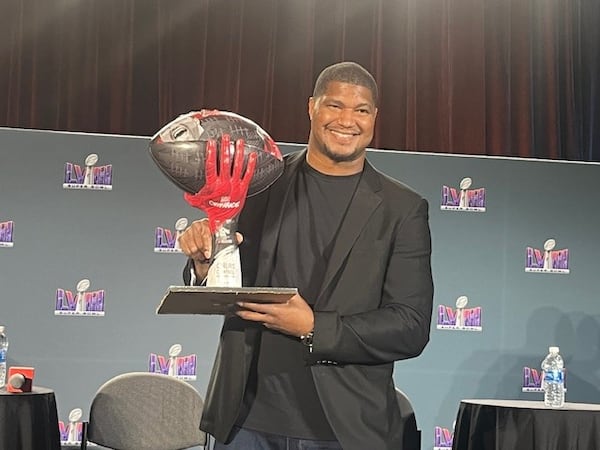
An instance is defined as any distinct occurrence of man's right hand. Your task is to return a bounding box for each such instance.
[178,218,213,280]
[178,218,243,281]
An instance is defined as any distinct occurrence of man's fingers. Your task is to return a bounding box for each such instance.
[204,140,218,183]
[178,219,213,260]
[235,309,269,323]
[243,151,257,185]
[236,301,282,314]
[219,134,232,180]
[232,139,246,179]
[178,219,242,260]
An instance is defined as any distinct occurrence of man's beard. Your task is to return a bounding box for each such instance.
[319,143,366,163]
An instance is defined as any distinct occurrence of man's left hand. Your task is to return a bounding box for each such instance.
[236,293,314,338]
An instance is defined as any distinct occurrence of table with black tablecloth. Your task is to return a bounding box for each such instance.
[0,386,61,450]
[453,399,600,450]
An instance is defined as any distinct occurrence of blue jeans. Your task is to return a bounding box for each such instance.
[213,426,343,450]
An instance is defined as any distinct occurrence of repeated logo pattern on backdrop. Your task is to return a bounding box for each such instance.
[59,408,98,447]
[525,238,570,274]
[63,153,113,190]
[441,177,486,212]
[433,424,454,450]
[154,218,188,253]
[434,179,487,444]
[434,177,573,446]
[436,296,482,332]
[148,344,197,380]
[58,149,198,432]
[522,366,568,393]
[0,220,13,247]
[1,130,592,450]
[55,279,106,316]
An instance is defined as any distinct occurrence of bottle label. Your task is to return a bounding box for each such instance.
[0,348,5,363]
[544,369,563,383]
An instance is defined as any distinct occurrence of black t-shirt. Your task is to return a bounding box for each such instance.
[239,159,361,439]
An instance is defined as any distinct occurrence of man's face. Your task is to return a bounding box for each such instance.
[308,81,377,165]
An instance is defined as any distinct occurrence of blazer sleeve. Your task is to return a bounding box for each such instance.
[182,258,206,286]
[308,197,434,365]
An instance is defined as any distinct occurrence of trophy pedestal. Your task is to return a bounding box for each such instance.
[156,286,298,315]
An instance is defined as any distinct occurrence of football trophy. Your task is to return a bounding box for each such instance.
[149,110,284,287]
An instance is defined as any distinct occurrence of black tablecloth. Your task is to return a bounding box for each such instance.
[453,399,600,450]
[0,386,61,450]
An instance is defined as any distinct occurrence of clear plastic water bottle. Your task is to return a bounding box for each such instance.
[541,346,564,408]
[0,326,8,389]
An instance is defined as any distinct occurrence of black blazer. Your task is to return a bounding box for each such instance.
[190,150,434,450]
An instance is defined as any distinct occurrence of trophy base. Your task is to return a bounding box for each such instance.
[156,286,298,315]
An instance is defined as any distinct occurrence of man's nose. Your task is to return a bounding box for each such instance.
[337,108,355,126]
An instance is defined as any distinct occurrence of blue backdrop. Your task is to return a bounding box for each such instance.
[1,128,599,449]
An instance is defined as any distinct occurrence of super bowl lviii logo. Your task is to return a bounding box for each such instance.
[437,296,482,331]
[154,218,188,253]
[63,153,113,190]
[149,344,197,380]
[525,238,569,274]
[522,364,567,393]
[434,425,454,450]
[0,220,14,247]
[59,408,97,446]
[55,279,105,316]
[441,177,486,212]
[522,366,544,392]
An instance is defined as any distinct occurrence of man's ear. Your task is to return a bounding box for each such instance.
[308,97,315,121]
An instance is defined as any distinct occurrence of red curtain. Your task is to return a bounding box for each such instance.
[1,0,598,160]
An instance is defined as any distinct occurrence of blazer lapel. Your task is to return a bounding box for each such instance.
[254,150,306,285]
[316,161,382,304]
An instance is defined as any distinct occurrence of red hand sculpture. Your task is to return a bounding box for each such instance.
[184,134,257,232]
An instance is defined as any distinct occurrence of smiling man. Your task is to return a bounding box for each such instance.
[179,61,434,450]
[307,72,377,173]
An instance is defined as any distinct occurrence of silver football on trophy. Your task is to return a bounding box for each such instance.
[149,110,284,196]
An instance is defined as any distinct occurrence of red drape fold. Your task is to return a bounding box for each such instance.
[0,0,598,161]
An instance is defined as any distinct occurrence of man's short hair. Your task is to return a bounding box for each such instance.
[312,61,378,106]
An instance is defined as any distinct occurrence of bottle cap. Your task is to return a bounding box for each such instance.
[549,346,559,353]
